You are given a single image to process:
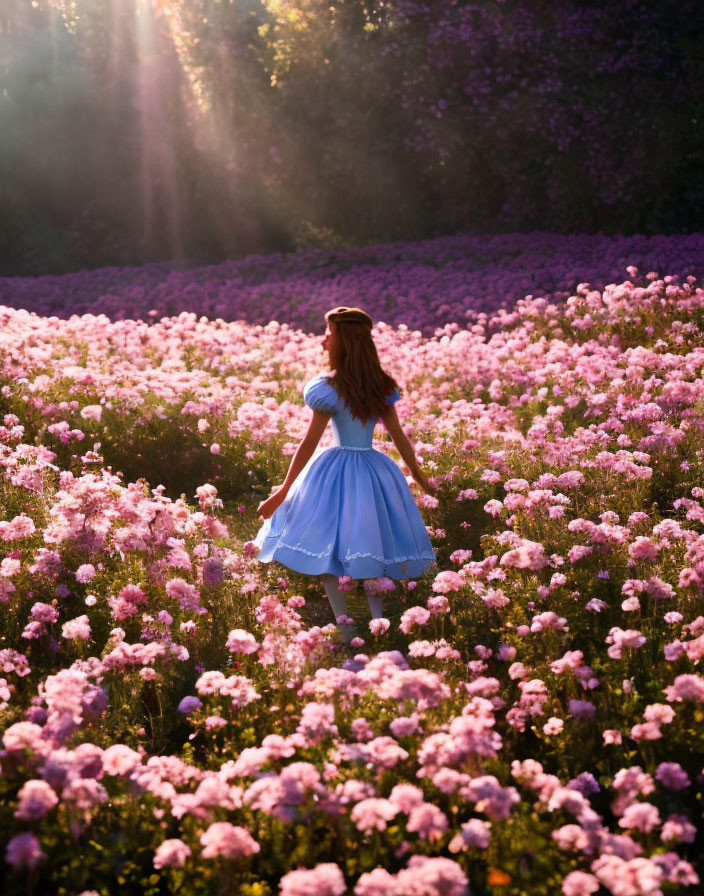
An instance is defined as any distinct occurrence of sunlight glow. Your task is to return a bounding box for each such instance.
[142,0,209,110]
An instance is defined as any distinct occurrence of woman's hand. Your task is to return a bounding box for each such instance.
[257,487,288,521]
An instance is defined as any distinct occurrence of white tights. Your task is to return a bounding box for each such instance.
[321,574,384,644]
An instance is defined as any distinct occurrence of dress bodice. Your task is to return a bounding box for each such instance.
[303,374,400,448]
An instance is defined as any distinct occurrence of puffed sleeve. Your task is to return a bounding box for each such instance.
[386,387,401,406]
[303,375,341,413]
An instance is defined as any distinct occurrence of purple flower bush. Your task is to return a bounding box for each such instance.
[1,232,704,334]
[0,254,703,893]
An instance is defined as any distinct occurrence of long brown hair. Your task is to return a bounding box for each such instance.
[324,306,401,424]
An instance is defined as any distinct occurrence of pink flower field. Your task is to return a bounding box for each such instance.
[1,243,704,895]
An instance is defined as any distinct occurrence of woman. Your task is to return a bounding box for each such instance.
[253,306,437,643]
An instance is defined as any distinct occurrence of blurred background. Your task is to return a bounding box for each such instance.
[1,0,703,277]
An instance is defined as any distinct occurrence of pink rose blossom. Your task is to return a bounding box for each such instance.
[350,798,398,832]
[62,615,91,641]
[75,564,96,583]
[154,839,192,869]
[399,606,431,634]
[200,822,260,859]
[562,871,599,896]
[14,779,59,820]
[279,863,346,896]
[369,618,390,636]
[226,629,259,654]
[353,868,397,896]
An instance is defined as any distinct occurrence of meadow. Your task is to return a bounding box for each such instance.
[0,236,703,895]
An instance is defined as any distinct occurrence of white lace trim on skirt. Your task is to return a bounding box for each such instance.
[262,535,434,564]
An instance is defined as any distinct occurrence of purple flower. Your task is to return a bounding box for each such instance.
[5,833,46,869]
[178,696,202,714]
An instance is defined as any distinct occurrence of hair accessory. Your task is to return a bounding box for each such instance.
[325,306,373,328]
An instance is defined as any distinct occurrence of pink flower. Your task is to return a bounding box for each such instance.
[408,640,435,658]
[62,615,91,641]
[482,587,509,609]
[399,606,430,634]
[108,584,147,620]
[79,404,102,421]
[618,802,661,833]
[427,595,450,614]
[661,814,696,843]
[102,744,142,776]
[0,513,36,541]
[350,798,398,832]
[508,662,529,680]
[665,674,704,702]
[200,822,260,859]
[14,780,59,820]
[497,643,516,661]
[643,704,674,725]
[195,483,220,509]
[388,783,424,814]
[606,627,646,659]
[243,541,259,558]
[31,602,59,624]
[297,702,339,742]
[406,802,448,841]
[166,578,203,613]
[205,715,227,730]
[432,570,464,593]
[226,629,259,654]
[500,539,548,571]
[279,863,346,896]
[550,650,583,674]
[354,868,397,896]
[390,714,420,738]
[364,577,395,596]
[395,856,469,896]
[530,611,568,633]
[154,839,191,869]
[369,618,390,636]
[630,722,662,741]
[562,871,599,896]
[543,717,564,736]
[628,536,658,561]
[484,499,503,517]
[75,564,96,583]
[448,818,491,852]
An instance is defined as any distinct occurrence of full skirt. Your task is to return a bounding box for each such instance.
[253,447,436,580]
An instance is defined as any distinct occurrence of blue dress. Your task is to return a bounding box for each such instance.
[253,374,436,580]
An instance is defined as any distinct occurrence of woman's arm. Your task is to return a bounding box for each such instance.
[257,410,331,519]
[280,410,331,493]
[380,404,436,494]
